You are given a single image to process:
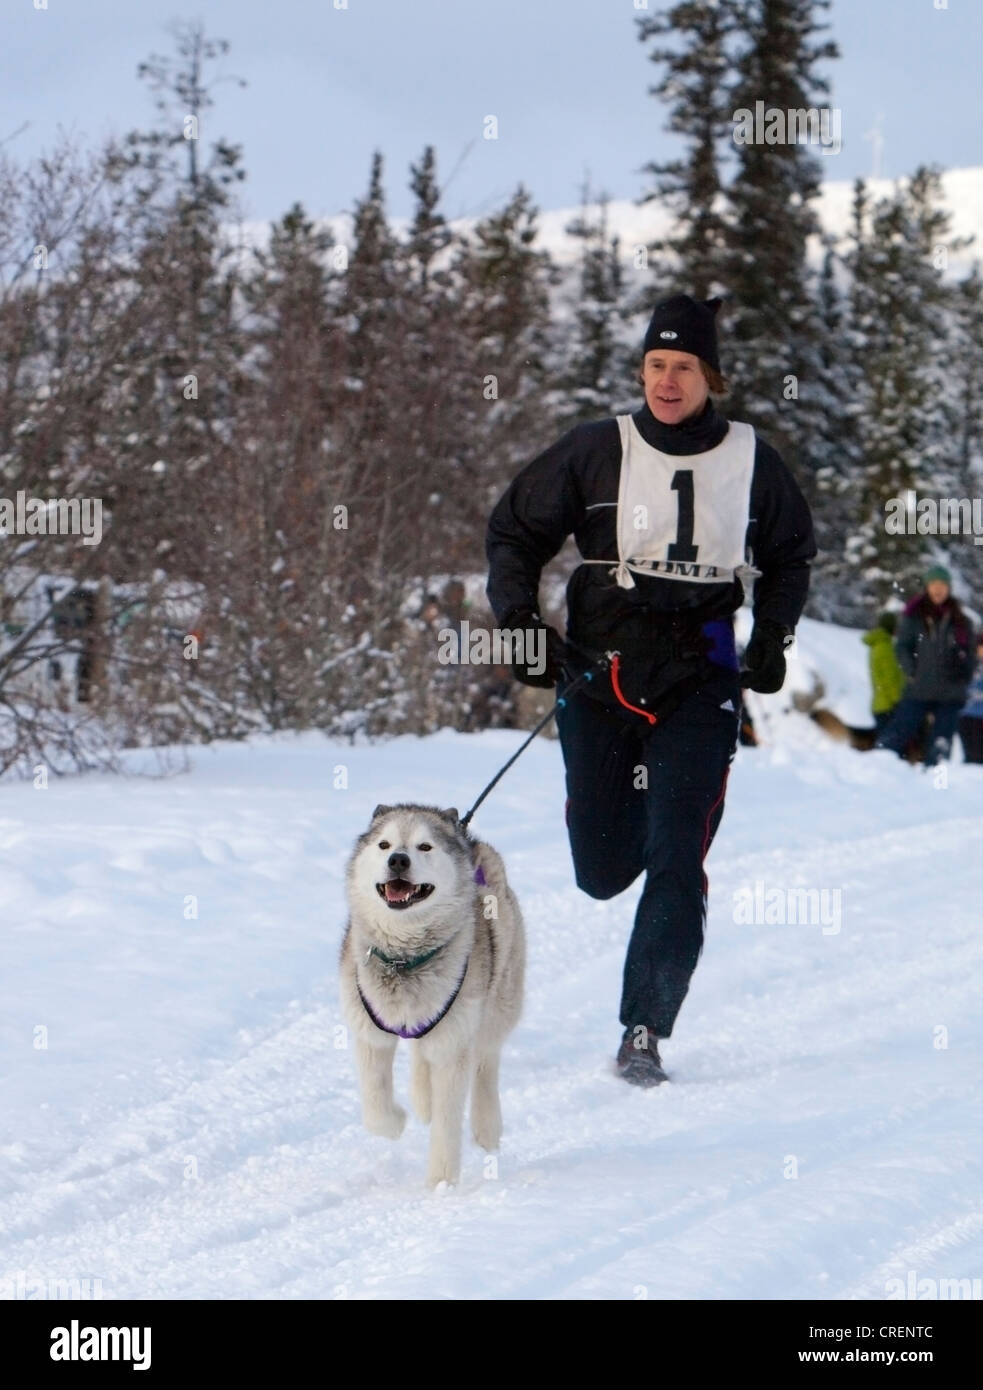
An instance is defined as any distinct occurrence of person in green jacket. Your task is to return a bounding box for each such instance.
[862,611,906,733]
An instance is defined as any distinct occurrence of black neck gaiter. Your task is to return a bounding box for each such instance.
[631,397,729,456]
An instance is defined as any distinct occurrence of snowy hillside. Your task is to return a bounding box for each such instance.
[1,618,981,1300]
[248,164,983,281]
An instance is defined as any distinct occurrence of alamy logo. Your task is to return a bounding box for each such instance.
[50,1320,151,1370]
[732,101,841,155]
[884,488,983,545]
[733,879,842,935]
[0,490,102,546]
[436,621,546,675]
[885,1271,982,1300]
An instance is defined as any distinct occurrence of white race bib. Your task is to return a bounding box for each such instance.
[608,415,756,587]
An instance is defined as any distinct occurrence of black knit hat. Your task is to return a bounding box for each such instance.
[642,294,722,373]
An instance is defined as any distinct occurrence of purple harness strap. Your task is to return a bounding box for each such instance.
[357,956,470,1040]
[356,864,485,1040]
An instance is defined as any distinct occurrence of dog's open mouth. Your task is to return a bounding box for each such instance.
[376,878,435,909]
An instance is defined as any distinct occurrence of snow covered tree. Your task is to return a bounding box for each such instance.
[722,0,838,470]
[96,21,248,586]
[203,202,340,730]
[953,264,983,486]
[341,150,401,408]
[947,263,983,600]
[845,167,967,605]
[455,183,557,489]
[635,0,736,301]
[555,182,631,427]
[803,226,868,621]
[406,145,452,294]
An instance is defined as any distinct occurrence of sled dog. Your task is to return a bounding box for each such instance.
[340,804,525,1187]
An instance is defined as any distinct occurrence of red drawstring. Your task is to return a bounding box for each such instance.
[609,653,658,725]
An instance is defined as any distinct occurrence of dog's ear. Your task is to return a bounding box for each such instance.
[439,807,460,825]
[372,803,393,821]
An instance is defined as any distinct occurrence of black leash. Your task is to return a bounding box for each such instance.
[458,653,613,831]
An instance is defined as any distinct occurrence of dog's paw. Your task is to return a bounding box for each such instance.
[471,1121,501,1152]
[364,1104,407,1140]
[426,1148,461,1188]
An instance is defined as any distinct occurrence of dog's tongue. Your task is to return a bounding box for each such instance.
[385,879,414,903]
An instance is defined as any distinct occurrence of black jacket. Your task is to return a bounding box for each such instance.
[486,399,816,665]
[895,594,974,704]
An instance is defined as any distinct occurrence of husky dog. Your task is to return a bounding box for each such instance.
[340,804,525,1187]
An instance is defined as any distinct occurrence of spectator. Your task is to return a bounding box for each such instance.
[862,611,906,734]
[875,566,974,767]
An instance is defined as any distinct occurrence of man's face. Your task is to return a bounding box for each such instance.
[927,580,950,605]
[642,349,709,425]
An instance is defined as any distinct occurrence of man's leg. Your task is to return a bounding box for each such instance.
[875,696,929,757]
[958,715,983,764]
[620,672,740,1039]
[555,686,647,900]
[927,702,961,765]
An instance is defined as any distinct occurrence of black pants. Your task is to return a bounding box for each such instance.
[876,697,962,766]
[959,715,983,764]
[555,667,740,1039]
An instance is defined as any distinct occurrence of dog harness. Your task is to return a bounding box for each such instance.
[356,958,471,1040]
[356,865,487,1039]
[583,415,758,589]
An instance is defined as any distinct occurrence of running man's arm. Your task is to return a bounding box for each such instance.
[748,441,817,631]
[485,427,587,624]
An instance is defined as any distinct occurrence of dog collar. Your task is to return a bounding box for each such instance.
[366,943,444,974]
[356,956,471,1040]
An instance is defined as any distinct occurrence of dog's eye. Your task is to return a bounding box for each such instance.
[378,840,390,850]
[418,842,432,852]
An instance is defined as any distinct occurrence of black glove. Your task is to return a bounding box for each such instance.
[505,610,568,688]
[741,619,794,694]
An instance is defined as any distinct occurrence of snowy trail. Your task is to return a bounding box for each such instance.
[2,645,982,1298]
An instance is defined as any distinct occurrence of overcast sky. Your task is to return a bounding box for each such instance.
[3,0,980,225]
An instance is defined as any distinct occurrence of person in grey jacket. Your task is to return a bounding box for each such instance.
[875,566,975,766]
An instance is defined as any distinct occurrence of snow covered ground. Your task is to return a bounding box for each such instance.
[1,618,981,1300]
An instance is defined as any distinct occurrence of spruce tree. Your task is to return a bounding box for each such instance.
[946,262,983,599]
[635,0,736,300]
[953,264,983,483]
[846,166,966,604]
[556,181,630,427]
[406,145,452,294]
[343,150,401,393]
[98,21,248,584]
[455,183,556,481]
[805,226,867,621]
[226,202,337,728]
[722,0,838,469]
